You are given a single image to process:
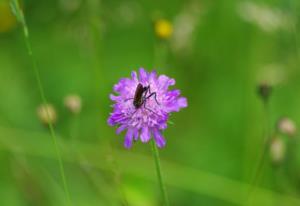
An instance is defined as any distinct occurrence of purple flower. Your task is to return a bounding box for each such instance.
[108,68,187,148]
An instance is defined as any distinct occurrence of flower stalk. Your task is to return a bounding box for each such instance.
[151,139,169,206]
[246,83,272,204]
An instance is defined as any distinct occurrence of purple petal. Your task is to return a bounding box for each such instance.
[158,75,175,91]
[139,68,148,83]
[164,96,188,112]
[157,112,168,123]
[131,71,138,82]
[108,113,128,125]
[165,90,180,100]
[124,129,134,149]
[149,70,157,83]
[159,123,167,130]
[107,117,115,126]
[110,94,121,101]
[116,124,127,134]
[113,78,136,97]
[178,97,188,108]
[152,128,166,148]
[108,113,123,125]
[133,128,139,141]
[140,126,151,142]
[113,78,129,92]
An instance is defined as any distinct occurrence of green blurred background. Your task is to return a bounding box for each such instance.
[1,0,300,205]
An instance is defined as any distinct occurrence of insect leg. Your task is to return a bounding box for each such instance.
[124,97,134,102]
[143,86,150,96]
[143,99,160,116]
[144,85,160,105]
[130,108,138,116]
[145,92,160,105]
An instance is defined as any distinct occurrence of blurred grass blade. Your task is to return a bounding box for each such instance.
[9,1,72,205]
[1,126,300,206]
[9,0,23,24]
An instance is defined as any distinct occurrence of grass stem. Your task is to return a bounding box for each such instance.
[10,1,72,205]
[246,100,271,204]
[151,140,169,206]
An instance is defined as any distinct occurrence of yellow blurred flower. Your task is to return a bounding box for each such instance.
[0,1,17,33]
[154,19,173,39]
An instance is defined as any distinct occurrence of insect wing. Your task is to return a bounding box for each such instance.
[133,83,144,107]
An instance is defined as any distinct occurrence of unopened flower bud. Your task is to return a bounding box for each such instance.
[269,137,286,164]
[155,19,173,40]
[257,82,272,102]
[36,104,57,125]
[277,117,297,137]
[64,94,82,114]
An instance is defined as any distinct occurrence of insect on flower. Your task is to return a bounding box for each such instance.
[125,83,160,117]
[108,68,187,149]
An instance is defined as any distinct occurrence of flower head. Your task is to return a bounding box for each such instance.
[108,68,187,148]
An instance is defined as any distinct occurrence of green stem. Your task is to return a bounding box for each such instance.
[154,41,168,69]
[246,101,271,204]
[107,143,129,206]
[11,1,71,205]
[151,140,169,206]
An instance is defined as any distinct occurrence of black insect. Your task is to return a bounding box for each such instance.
[126,83,160,114]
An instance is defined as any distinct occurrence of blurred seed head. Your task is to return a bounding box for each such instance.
[257,82,272,102]
[269,137,286,165]
[277,117,297,137]
[155,19,173,40]
[237,1,294,33]
[36,104,57,125]
[64,94,82,114]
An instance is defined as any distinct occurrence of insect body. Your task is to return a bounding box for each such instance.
[133,83,148,109]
